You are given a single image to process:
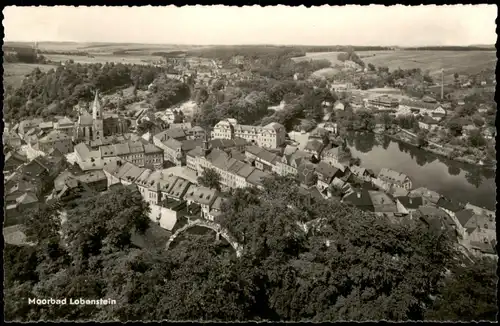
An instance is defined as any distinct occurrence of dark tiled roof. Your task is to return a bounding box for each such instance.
[436,197,464,213]
[455,209,475,227]
[395,196,423,210]
[315,161,339,180]
[343,189,374,212]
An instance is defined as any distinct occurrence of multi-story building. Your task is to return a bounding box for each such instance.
[211,118,286,149]
[99,139,164,169]
[3,130,22,148]
[377,168,413,190]
[244,145,279,173]
[276,149,312,177]
[37,130,74,154]
[367,95,400,111]
[187,137,270,190]
[54,116,75,133]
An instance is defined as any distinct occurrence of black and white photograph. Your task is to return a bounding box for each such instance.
[2,4,497,322]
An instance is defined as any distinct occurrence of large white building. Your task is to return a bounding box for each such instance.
[211,119,286,149]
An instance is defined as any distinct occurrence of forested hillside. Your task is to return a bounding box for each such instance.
[4,179,497,322]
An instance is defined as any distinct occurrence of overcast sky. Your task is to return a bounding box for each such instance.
[3,5,497,46]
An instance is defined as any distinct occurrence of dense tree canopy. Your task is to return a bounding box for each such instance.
[197,167,222,191]
[3,62,186,122]
[4,178,496,322]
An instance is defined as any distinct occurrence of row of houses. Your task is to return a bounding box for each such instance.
[102,159,226,229]
[4,149,68,226]
[73,136,164,171]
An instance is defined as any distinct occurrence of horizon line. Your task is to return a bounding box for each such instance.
[3,40,495,48]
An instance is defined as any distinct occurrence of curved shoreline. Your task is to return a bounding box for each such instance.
[372,130,496,171]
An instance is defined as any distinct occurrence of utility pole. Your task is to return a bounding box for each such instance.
[441,68,444,100]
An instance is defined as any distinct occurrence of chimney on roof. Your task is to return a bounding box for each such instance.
[409,198,412,205]
[357,192,361,199]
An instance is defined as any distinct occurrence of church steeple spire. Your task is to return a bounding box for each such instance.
[202,128,211,157]
[92,90,102,120]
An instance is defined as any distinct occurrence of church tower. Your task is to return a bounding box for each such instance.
[92,90,102,120]
[91,90,104,140]
[202,128,211,157]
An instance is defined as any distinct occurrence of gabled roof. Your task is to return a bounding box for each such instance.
[304,139,324,153]
[205,148,229,164]
[343,189,374,211]
[114,142,132,156]
[78,111,93,126]
[75,142,92,161]
[436,197,464,213]
[186,146,204,158]
[39,130,71,143]
[211,196,224,211]
[16,192,39,205]
[57,116,74,125]
[315,161,339,180]
[235,164,255,179]
[181,139,202,152]
[168,177,191,197]
[184,185,217,206]
[165,128,187,140]
[144,143,163,154]
[409,187,441,203]
[420,116,439,125]
[76,170,106,183]
[417,206,452,221]
[227,160,247,175]
[263,122,285,131]
[246,169,270,187]
[163,138,183,151]
[395,196,423,210]
[455,209,475,228]
[5,151,28,164]
[378,168,410,185]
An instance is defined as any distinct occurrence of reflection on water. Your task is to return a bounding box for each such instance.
[346,132,496,210]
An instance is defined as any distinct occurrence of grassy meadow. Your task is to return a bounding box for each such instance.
[294,50,497,83]
[3,63,58,89]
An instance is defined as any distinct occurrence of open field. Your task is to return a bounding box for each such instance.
[362,51,497,82]
[293,50,497,83]
[311,67,342,78]
[3,63,58,88]
[4,41,211,54]
[44,53,163,65]
[292,51,345,65]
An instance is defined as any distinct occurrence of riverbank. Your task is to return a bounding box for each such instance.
[347,132,495,210]
[374,129,496,171]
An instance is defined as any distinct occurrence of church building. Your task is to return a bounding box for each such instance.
[74,91,129,143]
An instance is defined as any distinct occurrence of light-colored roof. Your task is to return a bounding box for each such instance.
[74,143,91,161]
[39,121,54,129]
[144,143,162,154]
[120,164,146,183]
[114,142,131,156]
[168,177,191,197]
[39,130,71,143]
[246,169,270,187]
[76,170,106,183]
[378,168,410,185]
[16,192,39,205]
[184,185,217,205]
[78,112,93,125]
[263,122,285,131]
[57,116,74,125]
[163,138,183,150]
